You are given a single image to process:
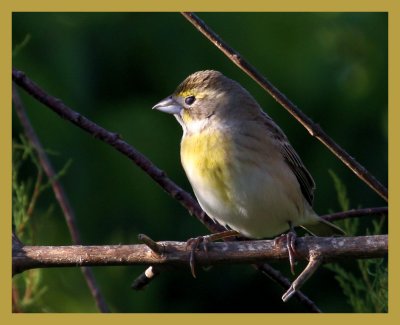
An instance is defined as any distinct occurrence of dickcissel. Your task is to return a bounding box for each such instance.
[153,70,343,272]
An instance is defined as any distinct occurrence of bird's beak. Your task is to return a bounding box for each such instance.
[152,96,182,115]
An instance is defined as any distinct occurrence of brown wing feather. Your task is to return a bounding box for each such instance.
[260,112,316,206]
[280,142,315,205]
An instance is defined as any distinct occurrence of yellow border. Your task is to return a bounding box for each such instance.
[2,0,398,324]
[2,0,399,11]
[1,0,12,320]
[388,3,399,319]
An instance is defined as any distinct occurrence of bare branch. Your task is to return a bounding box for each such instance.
[138,234,165,255]
[132,205,388,293]
[181,12,388,202]
[322,207,388,222]
[13,235,387,273]
[12,86,110,313]
[131,266,161,290]
[282,253,323,302]
[254,263,322,312]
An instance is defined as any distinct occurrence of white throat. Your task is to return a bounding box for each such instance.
[175,114,210,136]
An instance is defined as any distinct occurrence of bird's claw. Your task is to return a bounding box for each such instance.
[274,230,299,275]
[186,235,211,278]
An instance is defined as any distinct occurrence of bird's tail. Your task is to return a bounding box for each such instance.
[301,217,345,237]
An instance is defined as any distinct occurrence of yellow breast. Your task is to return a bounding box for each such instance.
[180,129,232,203]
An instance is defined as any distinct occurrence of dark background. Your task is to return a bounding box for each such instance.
[12,12,387,312]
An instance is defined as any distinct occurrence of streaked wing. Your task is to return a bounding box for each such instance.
[260,112,316,206]
[280,141,315,205]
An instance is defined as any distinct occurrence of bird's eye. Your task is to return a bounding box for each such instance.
[185,95,196,106]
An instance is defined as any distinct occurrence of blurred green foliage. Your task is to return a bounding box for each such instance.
[12,138,49,312]
[325,171,387,313]
[12,12,387,312]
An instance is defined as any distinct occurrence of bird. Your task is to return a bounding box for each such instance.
[153,70,344,274]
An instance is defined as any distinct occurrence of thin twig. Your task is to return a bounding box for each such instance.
[282,253,324,302]
[12,86,110,313]
[12,283,21,313]
[181,12,388,202]
[138,234,164,255]
[131,266,161,290]
[322,207,388,222]
[26,169,43,217]
[12,235,388,273]
[254,263,321,312]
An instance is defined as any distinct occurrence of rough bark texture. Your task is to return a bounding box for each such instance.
[13,235,387,275]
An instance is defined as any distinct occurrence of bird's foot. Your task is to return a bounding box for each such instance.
[186,235,211,278]
[186,230,239,278]
[274,223,298,275]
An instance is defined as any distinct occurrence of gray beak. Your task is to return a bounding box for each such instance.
[152,96,182,115]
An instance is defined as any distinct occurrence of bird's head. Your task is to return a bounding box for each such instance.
[153,70,259,134]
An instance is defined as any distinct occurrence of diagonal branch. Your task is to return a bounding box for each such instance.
[12,86,110,313]
[181,12,388,202]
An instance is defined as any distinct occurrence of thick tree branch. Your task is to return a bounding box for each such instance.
[181,12,388,202]
[132,205,388,296]
[12,86,110,313]
[13,235,387,273]
[13,233,387,303]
